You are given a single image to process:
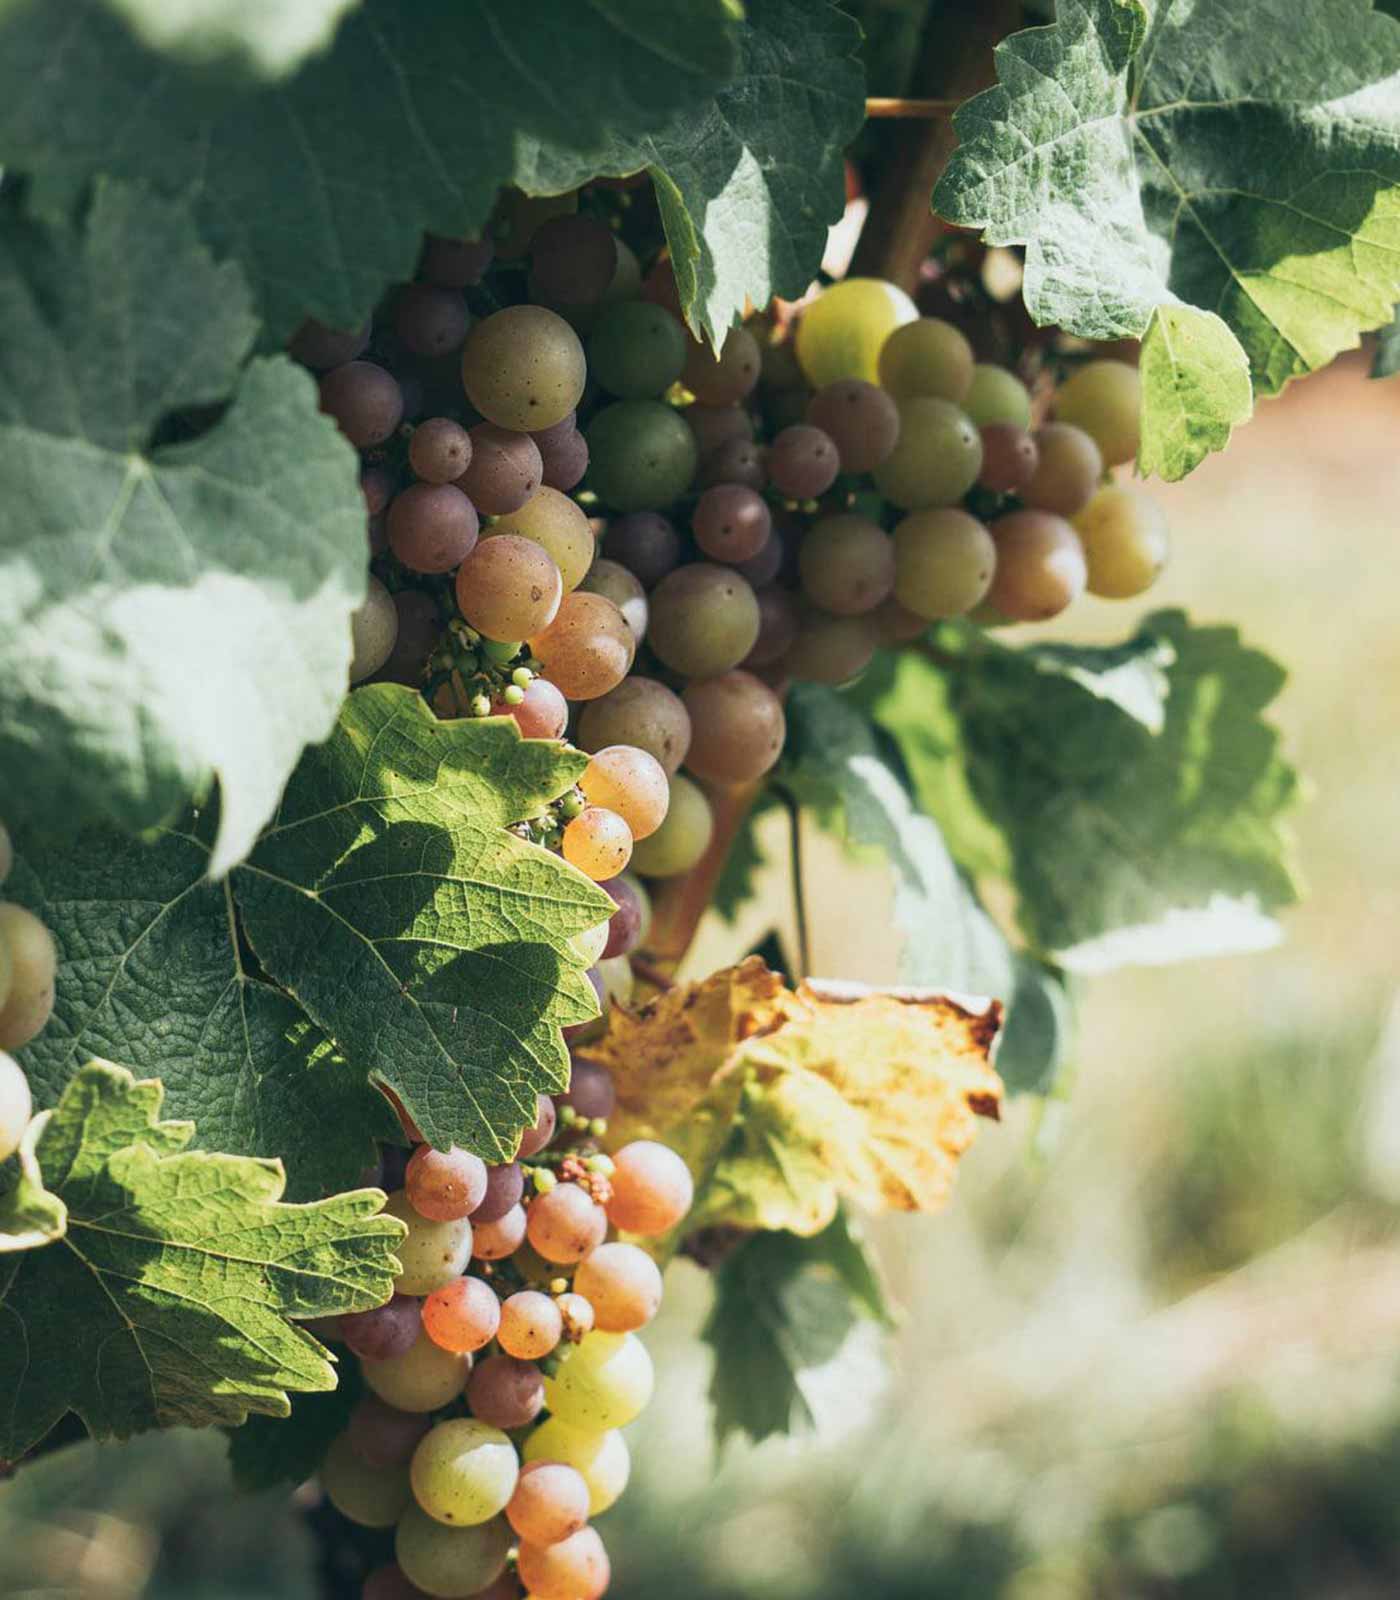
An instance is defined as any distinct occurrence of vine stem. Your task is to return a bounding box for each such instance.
[865,97,961,118]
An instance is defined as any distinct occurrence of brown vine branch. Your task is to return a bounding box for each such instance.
[864,97,960,119]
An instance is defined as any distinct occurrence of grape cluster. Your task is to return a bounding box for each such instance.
[314,1055,691,1600]
[0,819,55,1167]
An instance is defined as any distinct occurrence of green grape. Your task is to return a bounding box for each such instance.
[1073,484,1169,597]
[1024,422,1103,517]
[585,400,699,511]
[987,509,1087,621]
[681,671,786,784]
[395,1504,512,1598]
[410,1418,518,1527]
[795,277,917,387]
[523,1421,630,1515]
[589,301,688,398]
[783,611,879,685]
[0,903,56,1052]
[877,316,975,403]
[321,1432,412,1528]
[1055,358,1140,466]
[892,508,996,619]
[798,513,895,615]
[543,1330,654,1431]
[628,773,713,878]
[647,563,760,677]
[460,305,585,432]
[486,487,594,593]
[383,1191,473,1296]
[872,398,982,510]
[577,678,691,775]
[350,576,399,684]
[0,1050,32,1164]
[362,1329,472,1414]
[962,364,1032,429]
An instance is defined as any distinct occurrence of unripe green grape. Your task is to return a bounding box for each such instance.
[1073,484,1169,597]
[528,591,635,701]
[577,678,691,775]
[628,774,713,878]
[0,903,57,1051]
[410,1418,518,1527]
[783,610,879,685]
[987,510,1087,622]
[485,487,594,593]
[873,398,982,510]
[350,576,399,683]
[893,508,996,620]
[798,513,895,616]
[543,1329,654,1430]
[877,316,975,403]
[1055,358,1140,466]
[589,301,688,398]
[395,1503,512,1598]
[362,1329,471,1414]
[795,277,917,387]
[1024,422,1103,517]
[382,1191,473,1296]
[681,671,787,784]
[0,1050,32,1164]
[523,1421,630,1515]
[321,1432,412,1528]
[648,564,760,678]
[963,364,1032,429]
[585,400,698,511]
[460,305,585,431]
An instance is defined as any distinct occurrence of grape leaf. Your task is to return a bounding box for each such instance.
[949,611,1301,970]
[228,1361,364,1491]
[995,958,1076,1099]
[934,0,1400,478]
[586,957,1002,1238]
[0,1060,404,1462]
[0,0,739,342]
[0,180,366,875]
[0,1114,67,1254]
[95,0,361,77]
[13,686,612,1175]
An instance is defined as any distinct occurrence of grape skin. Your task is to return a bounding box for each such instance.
[648,564,761,678]
[410,1418,518,1527]
[579,559,648,644]
[805,378,900,473]
[1055,358,1140,466]
[1074,484,1169,597]
[893,508,996,620]
[574,1242,663,1333]
[472,1162,524,1224]
[507,1461,591,1547]
[460,305,585,432]
[388,484,479,575]
[795,277,918,387]
[458,424,542,515]
[394,1504,512,1599]
[681,672,786,784]
[798,513,895,616]
[962,364,1032,429]
[529,591,636,701]
[543,1330,654,1431]
[607,1141,695,1235]
[783,611,879,685]
[682,326,761,405]
[628,774,713,878]
[526,1181,608,1264]
[517,1526,611,1600]
[466,1354,546,1430]
[383,1191,474,1296]
[322,1432,412,1528]
[498,1290,564,1359]
[577,678,691,775]
[0,904,56,1052]
[589,300,688,398]
[1024,422,1102,517]
[602,512,682,588]
[523,1420,630,1515]
[987,509,1088,622]
[579,746,670,840]
[343,1293,423,1363]
[487,487,594,593]
[455,536,563,643]
[693,483,771,563]
[743,584,801,668]
[421,1276,500,1356]
[319,361,403,448]
[766,424,839,499]
[586,399,699,512]
[348,1397,433,1469]
[873,398,983,510]
[406,1145,488,1223]
[362,1330,471,1414]
[877,316,975,404]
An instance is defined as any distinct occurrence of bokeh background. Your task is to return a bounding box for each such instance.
[5,348,1400,1599]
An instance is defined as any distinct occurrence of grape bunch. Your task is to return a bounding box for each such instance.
[313,1052,692,1600]
[0,818,56,1168]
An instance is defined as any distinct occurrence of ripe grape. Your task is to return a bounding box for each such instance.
[394,1504,512,1598]
[1074,484,1169,597]
[877,315,975,403]
[473,1162,524,1224]
[527,1181,608,1264]
[516,1095,557,1159]
[466,1354,546,1430]
[684,403,754,455]
[873,397,982,509]
[342,1294,423,1363]
[543,1330,654,1430]
[411,1418,518,1527]
[362,464,397,515]
[322,1432,412,1528]
[683,326,761,405]
[0,1051,32,1164]
[766,424,839,498]
[349,1397,434,1470]
[382,1191,473,1296]
[319,361,404,448]
[471,1204,527,1261]
[560,1057,617,1120]
[523,1420,630,1515]
[628,773,713,878]
[795,277,918,387]
[744,584,801,667]
[419,233,493,289]
[529,213,618,307]
[586,400,698,512]
[579,559,647,644]
[892,508,996,619]
[461,305,585,432]
[361,1562,431,1600]
[487,487,594,592]
[798,513,895,615]
[574,1242,663,1333]
[589,300,688,398]
[350,576,399,684]
[693,483,771,563]
[873,596,930,645]
[499,1290,564,1359]
[535,422,588,493]
[0,904,56,1052]
[421,1276,501,1356]
[734,527,785,588]
[507,1461,591,1547]
[1055,358,1140,465]
[805,378,900,473]
[289,318,369,370]
[492,676,568,739]
[459,424,543,515]
[977,422,1039,494]
[987,509,1088,621]
[517,1526,611,1600]
[783,610,879,685]
[602,512,682,588]
[362,1329,471,1413]
[579,746,670,840]
[963,363,1032,428]
[388,484,479,575]
[681,671,786,783]
[455,536,562,642]
[394,284,470,359]
[577,677,691,775]
[529,591,636,700]
[648,563,760,678]
[406,1145,488,1223]
[409,417,473,484]
[607,1141,694,1235]
[697,436,768,492]
[1024,422,1102,516]
[599,877,643,960]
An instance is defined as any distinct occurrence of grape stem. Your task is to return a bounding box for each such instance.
[864,97,960,118]
[628,955,676,992]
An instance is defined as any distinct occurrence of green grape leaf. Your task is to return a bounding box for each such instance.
[96,0,361,77]
[512,0,866,343]
[228,1362,364,1491]
[0,0,738,341]
[13,686,612,1172]
[994,957,1076,1099]
[0,1114,68,1254]
[0,180,365,874]
[705,1212,890,1445]
[710,793,777,923]
[934,0,1400,478]
[0,1060,403,1461]
[950,612,1301,969]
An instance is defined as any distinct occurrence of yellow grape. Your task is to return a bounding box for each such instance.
[362,1329,471,1414]
[873,398,982,510]
[795,277,917,388]
[0,903,56,1051]
[460,304,585,431]
[562,807,634,881]
[893,508,996,620]
[963,364,1032,429]
[486,487,594,593]
[382,1191,473,1296]
[877,316,974,403]
[523,1420,630,1515]
[543,1330,654,1430]
[1074,484,1169,597]
[1055,358,1140,466]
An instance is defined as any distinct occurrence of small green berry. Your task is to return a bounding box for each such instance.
[533,1166,559,1194]
[585,1153,615,1178]
[558,789,585,821]
[558,1105,580,1127]
[502,684,526,706]
[470,692,492,717]
[480,636,522,664]
[511,666,534,689]
[589,1117,608,1137]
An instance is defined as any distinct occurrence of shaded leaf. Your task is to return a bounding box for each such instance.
[228,1362,364,1491]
